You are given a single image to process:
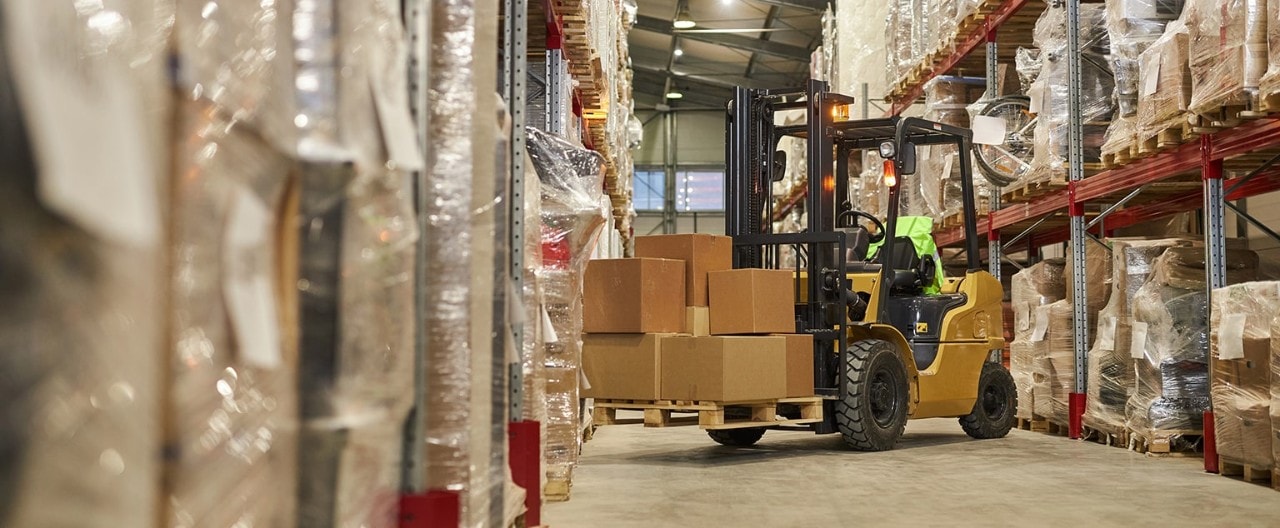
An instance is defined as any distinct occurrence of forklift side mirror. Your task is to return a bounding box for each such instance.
[899,142,918,175]
[771,151,787,182]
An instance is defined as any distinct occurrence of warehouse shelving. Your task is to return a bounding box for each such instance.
[889,0,1280,474]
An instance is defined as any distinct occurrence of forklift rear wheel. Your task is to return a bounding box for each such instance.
[707,428,766,447]
[959,362,1017,439]
[836,339,909,451]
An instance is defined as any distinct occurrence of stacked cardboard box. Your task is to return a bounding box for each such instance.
[1010,260,1066,420]
[583,234,811,409]
[1211,282,1280,470]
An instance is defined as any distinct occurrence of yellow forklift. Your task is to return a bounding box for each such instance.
[720,80,1014,451]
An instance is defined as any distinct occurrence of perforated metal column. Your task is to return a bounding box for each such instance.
[1064,0,1089,438]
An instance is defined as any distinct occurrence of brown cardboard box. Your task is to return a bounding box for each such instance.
[583,258,685,333]
[634,234,733,306]
[661,336,786,401]
[708,269,795,335]
[773,334,815,397]
[581,333,674,400]
[1210,338,1273,466]
[684,306,710,337]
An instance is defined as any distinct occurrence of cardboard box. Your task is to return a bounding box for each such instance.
[773,334,815,397]
[635,234,732,306]
[583,258,685,333]
[684,306,710,337]
[1210,337,1273,466]
[661,336,786,401]
[708,269,795,335]
[581,333,674,400]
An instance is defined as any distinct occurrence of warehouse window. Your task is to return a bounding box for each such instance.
[632,166,725,212]
[633,168,665,211]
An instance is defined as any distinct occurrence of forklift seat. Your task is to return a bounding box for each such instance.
[838,227,882,274]
[878,236,936,294]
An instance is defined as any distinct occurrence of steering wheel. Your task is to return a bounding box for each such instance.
[837,210,886,244]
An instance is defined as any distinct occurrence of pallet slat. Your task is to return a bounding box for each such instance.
[594,397,824,430]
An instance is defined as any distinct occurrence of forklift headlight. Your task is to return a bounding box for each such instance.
[878,141,896,159]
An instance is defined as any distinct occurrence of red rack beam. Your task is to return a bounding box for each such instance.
[889,0,1030,116]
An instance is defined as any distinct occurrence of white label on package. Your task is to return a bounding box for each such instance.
[222,186,283,369]
[507,280,526,326]
[1141,54,1161,97]
[1031,306,1050,342]
[541,305,559,344]
[1097,316,1117,352]
[370,75,426,172]
[942,154,955,178]
[971,115,1008,146]
[7,2,161,248]
[1029,86,1043,114]
[1129,322,1149,360]
[1017,304,1031,331]
[1217,313,1248,360]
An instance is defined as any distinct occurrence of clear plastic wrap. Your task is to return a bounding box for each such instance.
[1126,247,1258,447]
[1210,282,1280,468]
[1136,17,1193,138]
[1083,238,1191,434]
[1271,312,1280,470]
[1186,0,1267,114]
[1259,0,1280,97]
[527,127,607,497]
[1011,259,1066,419]
[1,1,168,526]
[1027,3,1114,183]
[887,0,915,88]
[1106,0,1185,118]
[1065,239,1113,318]
[1016,47,1043,95]
[920,76,987,219]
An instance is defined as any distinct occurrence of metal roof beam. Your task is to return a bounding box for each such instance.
[750,0,827,11]
[632,62,763,90]
[634,14,812,60]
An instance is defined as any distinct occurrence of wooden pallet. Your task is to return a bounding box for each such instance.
[1128,429,1203,456]
[1081,424,1129,448]
[1002,177,1067,203]
[1218,457,1279,491]
[1136,120,1198,157]
[1015,415,1050,432]
[594,397,824,430]
[545,477,571,502]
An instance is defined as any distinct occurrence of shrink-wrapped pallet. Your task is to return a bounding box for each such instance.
[1101,0,1185,156]
[1136,17,1193,139]
[1211,282,1280,468]
[1185,0,1268,116]
[1032,300,1078,425]
[1271,313,1280,472]
[528,127,608,499]
[1011,260,1066,418]
[1026,3,1114,184]
[919,76,988,221]
[1126,248,1257,449]
[1259,0,1280,99]
[1083,239,1192,434]
[1065,239,1114,320]
[1,1,170,526]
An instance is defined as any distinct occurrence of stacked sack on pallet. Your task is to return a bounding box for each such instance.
[527,127,609,501]
[1010,260,1066,422]
[1126,247,1257,451]
[912,77,990,223]
[1025,2,1116,185]
[1210,282,1280,472]
[1185,0,1268,125]
[1100,0,1186,162]
[1083,239,1195,437]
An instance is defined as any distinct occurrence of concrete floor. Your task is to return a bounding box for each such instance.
[545,416,1280,527]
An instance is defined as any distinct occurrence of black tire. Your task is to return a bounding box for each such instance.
[836,339,910,451]
[959,362,1018,439]
[707,428,766,446]
[971,95,1034,188]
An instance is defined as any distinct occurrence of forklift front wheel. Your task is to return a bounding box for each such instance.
[836,339,909,451]
[707,428,766,447]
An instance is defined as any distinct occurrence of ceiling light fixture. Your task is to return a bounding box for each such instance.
[666,91,684,100]
[673,48,684,57]
[673,4,696,29]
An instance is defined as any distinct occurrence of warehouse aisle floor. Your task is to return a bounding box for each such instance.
[545,417,1280,527]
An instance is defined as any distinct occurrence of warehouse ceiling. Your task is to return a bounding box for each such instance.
[629,0,826,110]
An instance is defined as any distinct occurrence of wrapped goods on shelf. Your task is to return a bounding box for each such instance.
[1065,239,1113,318]
[920,77,987,220]
[1136,18,1192,138]
[1,0,170,526]
[1271,313,1280,470]
[1211,282,1280,468]
[1083,238,1192,433]
[1027,3,1114,183]
[1186,0,1267,115]
[1016,47,1042,95]
[1260,0,1280,97]
[527,127,608,497]
[1044,300,1077,424]
[1011,259,1067,418]
[1102,0,1185,155]
[886,0,915,87]
[1126,248,1258,446]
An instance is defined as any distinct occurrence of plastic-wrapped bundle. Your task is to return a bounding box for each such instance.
[921,77,986,219]
[528,127,607,497]
[1259,0,1280,98]
[1136,18,1192,138]
[1106,0,1186,118]
[1271,313,1280,470]
[887,0,915,88]
[520,152,547,430]
[1,0,170,526]
[1011,259,1066,418]
[1083,239,1191,434]
[1065,239,1113,319]
[927,0,958,57]
[1211,282,1280,468]
[1126,247,1257,446]
[1016,47,1042,95]
[1027,3,1114,183]
[1185,0,1267,115]
[1028,300,1075,424]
